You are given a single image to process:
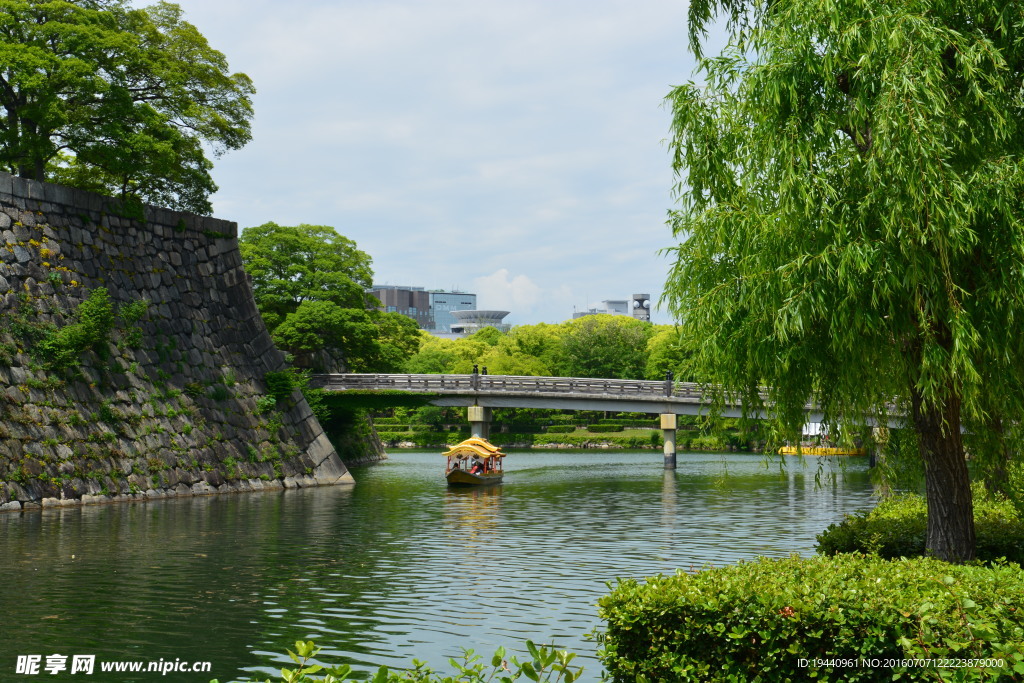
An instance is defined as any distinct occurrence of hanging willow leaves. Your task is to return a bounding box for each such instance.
[664,0,1024,562]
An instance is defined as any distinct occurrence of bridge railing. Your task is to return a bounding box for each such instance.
[310,373,707,399]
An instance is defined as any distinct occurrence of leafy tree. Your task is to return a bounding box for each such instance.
[644,326,688,381]
[404,341,459,374]
[666,0,1024,561]
[553,314,653,380]
[0,0,254,213]
[477,349,551,376]
[468,326,504,346]
[239,222,373,330]
[496,323,563,373]
[272,302,421,373]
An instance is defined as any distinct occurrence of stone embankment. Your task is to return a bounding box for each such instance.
[0,173,353,511]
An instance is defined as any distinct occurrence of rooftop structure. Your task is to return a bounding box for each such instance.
[449,309,511,335]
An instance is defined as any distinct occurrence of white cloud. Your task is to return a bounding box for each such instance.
[473,269,544,316]
[155,0,694,326]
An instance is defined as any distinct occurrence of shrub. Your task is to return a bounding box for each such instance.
[816,492,1024,564]
[212,639,583,683]
[686,434,725,451]
[264,368,308,404]
[546,425,575,434]
[596,554,1024,682]
[587,424,624,433]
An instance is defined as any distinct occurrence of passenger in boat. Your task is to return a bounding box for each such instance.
[470,460,484,475]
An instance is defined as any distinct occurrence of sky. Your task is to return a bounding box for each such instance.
[159,0,705,325]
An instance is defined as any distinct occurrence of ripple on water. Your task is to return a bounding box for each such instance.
[0,450,874,682]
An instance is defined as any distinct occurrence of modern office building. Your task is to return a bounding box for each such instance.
[449,310,511,335]
[573,294,651,320]
[430,290,477,334]
[368,285,478,334]
[369,285,434,329]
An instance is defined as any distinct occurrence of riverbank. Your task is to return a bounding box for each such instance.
[376,428,757,451]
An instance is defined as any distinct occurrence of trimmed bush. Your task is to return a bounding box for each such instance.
[587,424,624,433]
[816,492,1024,564]
[505,422,544,434]
[686,434,726,451]
[546,425,575,434]
[596,554,1024,682]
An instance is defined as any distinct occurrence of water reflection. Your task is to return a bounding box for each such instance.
[0,451,875,682]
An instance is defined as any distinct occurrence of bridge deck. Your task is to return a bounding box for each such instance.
[310,373,784,417]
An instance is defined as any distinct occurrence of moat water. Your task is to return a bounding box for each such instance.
[1,450,875,681]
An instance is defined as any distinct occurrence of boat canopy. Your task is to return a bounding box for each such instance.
[442,437,506,460]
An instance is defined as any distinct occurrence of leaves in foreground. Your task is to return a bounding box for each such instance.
[211,639,583,683]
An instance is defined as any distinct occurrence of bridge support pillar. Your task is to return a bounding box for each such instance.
[468,405,492,439]
[661,413,677,469]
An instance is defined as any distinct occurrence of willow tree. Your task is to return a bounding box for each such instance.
[664,0,1024,562]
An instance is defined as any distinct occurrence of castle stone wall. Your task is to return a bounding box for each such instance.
[0,173,353,511]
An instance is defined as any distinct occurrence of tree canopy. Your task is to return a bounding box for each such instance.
[0,0,254,213]
[239,222,421,374]
[239,222,374,331]
[665,0,1024,562]
[402,317,672,381]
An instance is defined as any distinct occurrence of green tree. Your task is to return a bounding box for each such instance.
[553,314,653,380]
[666,0,1024,562]
[239,222,373,330]
[272,302,421,373]
[496,323,563,373]
[644,326,689,381]
[0,0,254,213]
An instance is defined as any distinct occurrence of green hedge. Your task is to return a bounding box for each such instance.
[532,433,660,449]
[685,434,726,451]
[546,425,575,434]
[816,492,1024,564]
[376,431,467,447]
[600,418,657,428]
[587,424,624,433]
[596,554,1024,682]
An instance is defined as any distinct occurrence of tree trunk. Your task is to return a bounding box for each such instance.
[910,387,975,563]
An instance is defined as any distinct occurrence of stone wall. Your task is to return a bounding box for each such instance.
[0,172,353,511]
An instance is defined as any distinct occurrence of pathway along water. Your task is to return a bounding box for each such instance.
[1,450,875,682]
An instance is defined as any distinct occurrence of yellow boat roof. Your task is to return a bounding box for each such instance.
[442,437,506,459]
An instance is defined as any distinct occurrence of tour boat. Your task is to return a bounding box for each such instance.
[444,437,505,486]
[778,445,867,456]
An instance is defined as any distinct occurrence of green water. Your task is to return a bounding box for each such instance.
[0,450,875,681]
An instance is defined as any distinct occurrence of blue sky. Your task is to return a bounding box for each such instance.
[163,0,703,325]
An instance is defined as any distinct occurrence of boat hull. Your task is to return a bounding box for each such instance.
[446,470,503,486]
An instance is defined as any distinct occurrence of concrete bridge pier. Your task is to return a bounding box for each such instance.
[468,405,492,439]
[661,413,677,469]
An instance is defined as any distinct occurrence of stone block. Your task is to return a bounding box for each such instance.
[191,481,214,495]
